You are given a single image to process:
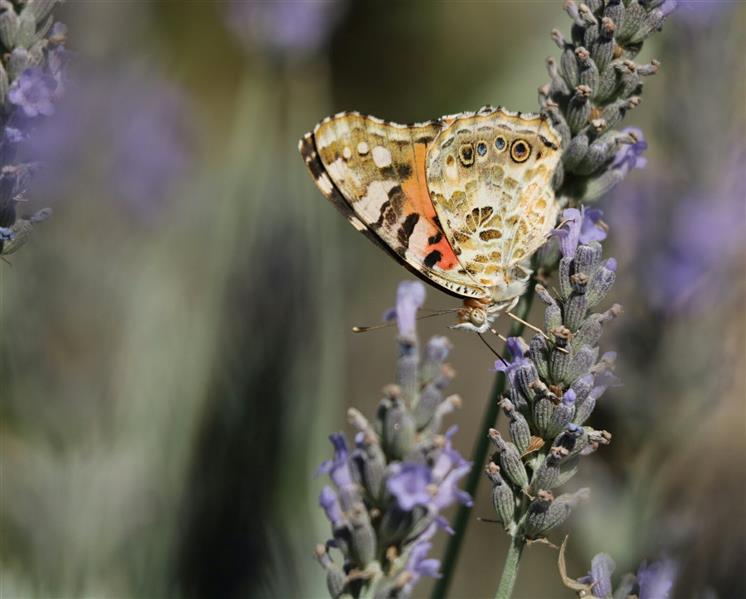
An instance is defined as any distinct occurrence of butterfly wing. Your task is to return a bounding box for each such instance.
[425,107,562,289]
[299,112,487,299]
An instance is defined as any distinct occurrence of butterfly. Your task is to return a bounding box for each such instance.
[298,105,562,333]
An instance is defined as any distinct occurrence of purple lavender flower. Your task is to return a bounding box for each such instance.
[387,430,471,512]
[430,426,473,509]
[611,128,648,175]
[400,540,442,594]
[383,280,426,338]
[578,553,615,598]
[8,68,57,118]
[318,433,358,506]
[588,365,622,402]
[494,336,531,385]
[319,485,345,528]
[224,0,345,56]
[562,388,577,407]
[580,208,608,244]
[637,559,678,599]
[553,206,608,258]
[387,463,432,511]
[553,208,583,258]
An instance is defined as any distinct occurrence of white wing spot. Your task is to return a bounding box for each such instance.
[349,216,367,231]
[316,173,333,195]
[342,146,352,160]
[358,180,396,216]
[372,146,392,168]
[357,141,369,155]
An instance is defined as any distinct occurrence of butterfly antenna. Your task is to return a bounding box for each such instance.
[352,321,396,333]
[352,309,457,333]
[505,311,547,337]
[478,333,508,367]
[490,328,507,343]
[504,312,569,354]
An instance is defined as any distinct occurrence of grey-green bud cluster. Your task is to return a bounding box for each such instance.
[540,0,675,203]
[485,234,621,542]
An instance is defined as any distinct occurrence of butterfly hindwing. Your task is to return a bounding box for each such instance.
[300,112,487,299]
[426,108,562,288]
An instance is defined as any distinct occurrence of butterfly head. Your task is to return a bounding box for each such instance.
[452,293,521,333]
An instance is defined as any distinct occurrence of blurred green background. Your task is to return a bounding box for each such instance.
[1,1,744,598]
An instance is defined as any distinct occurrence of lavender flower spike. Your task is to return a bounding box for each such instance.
[0,0,66,255]
[485,219,622,586]
[314,282,470,597]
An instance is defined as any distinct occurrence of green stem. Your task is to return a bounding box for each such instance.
[431,288,535,599]
[494,536,526,599]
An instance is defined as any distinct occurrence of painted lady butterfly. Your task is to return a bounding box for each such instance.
[299,105,561,333]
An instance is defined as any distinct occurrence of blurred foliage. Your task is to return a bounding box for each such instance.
[0,2,743,598]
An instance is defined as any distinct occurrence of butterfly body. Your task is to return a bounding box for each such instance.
[299,106,561,332]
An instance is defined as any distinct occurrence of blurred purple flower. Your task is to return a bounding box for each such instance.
[637,559,678,599]
[677,0,733,23]
[47,23,70,94]
[8,68,57,118]
[109,77,194,219]
[383,280,426,338]
[4,127,23,143]
[588,368,622,403]
[578,553,615,598]
[224,0,345,56]
[645,188,745,311]
[22,66,196,222]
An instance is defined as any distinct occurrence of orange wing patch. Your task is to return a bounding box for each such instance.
[400,141,460,272]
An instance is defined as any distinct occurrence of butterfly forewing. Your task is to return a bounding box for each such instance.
[301,112,488,299]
